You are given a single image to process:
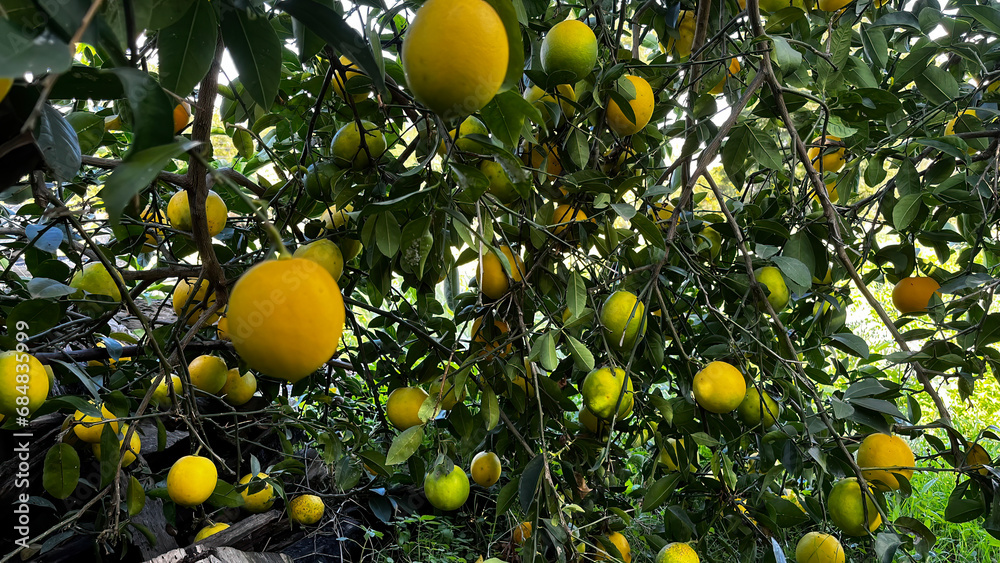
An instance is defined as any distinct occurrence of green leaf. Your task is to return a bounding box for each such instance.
[976,314,1000,348]
[42,444,80,500]
[98,424,121,488]
[109,68,176,155]
[961,5,1000,35]
[221,7,282,110]
[277,0,387,95]
[481,386,500,431]
[892,193,923,231]
[157,0,218,98]
[27,278,76,299]
[565,129,590,170]
[519,454,544,513]
[481,0,524,93]
[892,46,937,91]
[0,20,72,76]
[770,36,802,71]
[726,124,782,171]
[386,425,424,465]
[7,299,61,337]
[641,473,680,512]
[565,334,595,371]
[480,90,542,148]
[829,333,870,358]
[375,212,401,258]
[871,11,921,31]
[148,0,198,29]
[915,66,959,107]
[207,479,245,507]
[65,112,106,156]
[630,213,663,250]
[100,140,199,225]
[127,475,146,516]
[35,105,81,183]
[861,25,888,69]
[772,255,811,288]
[530,331,558,372]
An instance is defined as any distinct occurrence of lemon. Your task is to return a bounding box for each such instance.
[430,375,463,410]
[322,204,354,230]
[478,245,524,300]
[526,142,563,178]
[698,226,721,260]
[0,352,49,418]
[582,366,634,420]
[606,75,654,136]
[540,20,597,83]
[737,387,779,427]
[596,531,631,562]
[331,120,386,169]
[806,136,846,173]
[600,290,647,352]
[167,190,228,237]
[70,262,123,302]
[0,78,12,103]
[827,477,881,536]
[220,368,257,406]
[480,160,519,203]
[187,355,228,394]
[216,317,230,341]
[228,257,345,382]
[440,116,489,154]
[891,277,940,314]
[523,84,577,124]
[173,102,191,133]
[708,58,741,95]
[423,462,470,511]
[402,0,508,118]
[692,361,746,413]
[304,161,340,201]
[754,266,789,311]
[72,403,119,443]
[856,433,915,491]
[666,11,695,57]
[945,109,979,136]
[795,532,845,563]
[470,451,502,487]
[386,386,430,429]
[172,278,220,326]
[470,317,512,359]
[194,522,230,542]
[92,423,140,467]
[965,443,991,476]
[293,239,344,282]
[658,438,696,472]
[512,521,532,545]
[656,542,699,563]
[152,374,183,407]
[167,455,218,507]
[551,204,589,238]
[289,494,325,525]
[332,55,368,101]
[239,472,276,513]
[649,201,674,230]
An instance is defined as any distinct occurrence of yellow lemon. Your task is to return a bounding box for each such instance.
[551,204,589,238]
[964,443,991,476]
[92,423,140,467]
[0,78,12,103]
[386,386,430,429]
[513,521,532,545]
[807,135,846,173]
[72,403,119,443]
[600,290,647,352]
[737,387,780,427]
[70,262,123,302]
[239,472,276,513]
[167,455,218,507]
[332,120,386,169]
[216,317,230,341]
[423,462,470,511]
[173,102,191,133]
[470,317,512,359]
[220,368,257,406]
[172,278,220,326]
[666,11,695,58]
[293,239,344,282]
[0,351,49,418]
[523,84,577,124]
[708,58,741,95]
[945,108,979,136]
[795,531,845,563]
[194,522,229,542]
[579,406,607,435]
[754,266,789,311]
[480,160,519,203]
[656,542,699,563]
[322,204,355,230]
[649,201,674,230]
[289,494,325,525]
[526,142,563,178]
[401,0,508,118]
[582,366,634,420]
[166,189,228,237]
[658,438,696,472]
[606,75,654,136]
[540,20,597,82]
[595,531,631,562]
[152,374,183,407]
[439,115,489,154]
[332,55,368,102]
[856,433,915,491]
[478,245,525,300]
[693,361,746,413]
[891,277,940,314]
[228,257,345,382]
[187,355,228,394]
[827,477,882,536]
[470,451,502,487]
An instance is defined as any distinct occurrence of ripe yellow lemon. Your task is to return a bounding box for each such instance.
[430,375,463,410]
[667,11,695,58]
[807,135,846,173]
[551,204,589,238]
[216,317,230,341]
[856,433,914,491]
[228,257,345,382]
[658,438,696,472]
[540,20,598,83]
[579,406,607,435]
[656,542,699,563]
[194,522,229,542]
[220,368,257,406]
[526,142,563,178]
[172,278,220,326]
[512,521,532,545]
[332,120,386,169]
[92,423,140,467]
[737,387,779,427]
[600,290,647,352]
[332,55,368,101]
[173,102,191,133]
[478,245,525,300]
[152,374,183,407]
[817,0,851,10]
[0,351,49,418]
[167,455,218,507]
[187,355,228,394]
[480,160,519,203]
[470,317,512,359]
[945,109,979,136]
[964,443,991,476]
[606,75,654,136]
[70,262,123,302]
[891,277,940,314]
[239,472,276,513]
[582,366,634,420]
[167,190,228,237]
[754,266,790,311]
[699,226,722,260]
[470,451,502,487]
[827,477,881,536]
[386,386,430,429]
[73,403,120,443]
[795,531,845,563]
[649,201,674,230]
[523,84,577,124]
[289,494,325,525]
[293,239,344,282]
[0,78,12,103]
[439,115,489,154]
[692,361,746,413]
[402,0,508,118]
[708,58,741,95]
[423,462,470,511]
[596,531,631,562]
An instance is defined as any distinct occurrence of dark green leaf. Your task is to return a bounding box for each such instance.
[829,333,870,358]
[7,299,61,337]
[375,212,401,258]
[221,7,282,110]
[35,105,81,183]
[42,444,80,500]
[915,66,959,107]
[565,334,595,371]
[0,21,72,76]
[157,0,218,97]
[519,454,544,513]
[481,386,500,430]
[109,68,176,155]
[641,474,680,512]
[892,193,923,231]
